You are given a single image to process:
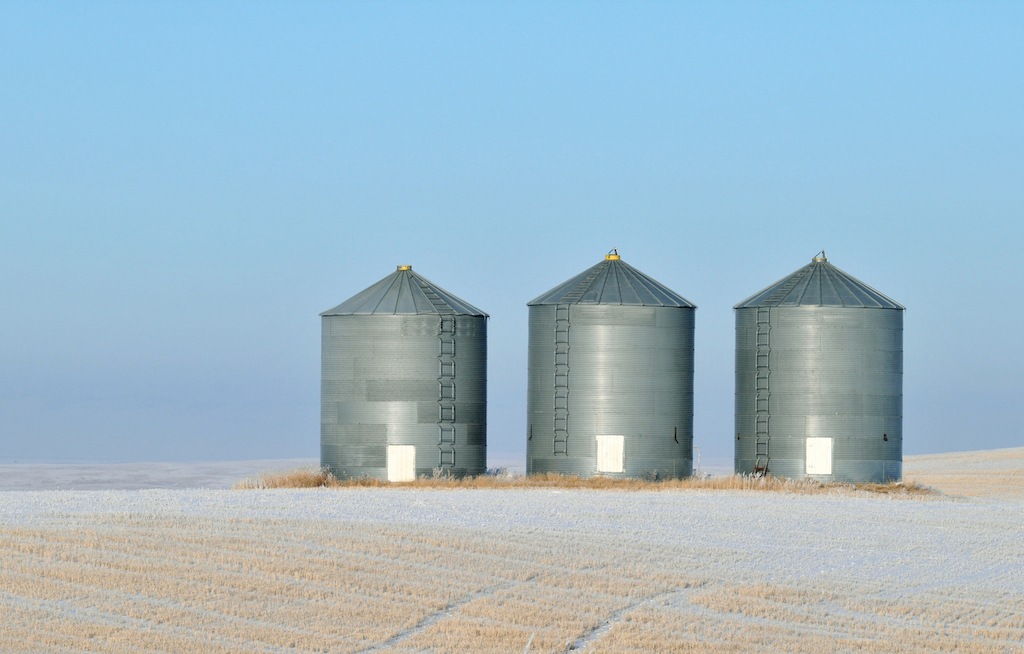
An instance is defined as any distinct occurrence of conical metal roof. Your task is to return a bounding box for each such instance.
[528,251,695,307]
[735,252,904,309]
[321,265,488,316]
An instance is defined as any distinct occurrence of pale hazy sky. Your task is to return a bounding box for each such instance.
[2,1,1022,463]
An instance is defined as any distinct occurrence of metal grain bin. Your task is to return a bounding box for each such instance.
[734,252,905,482]
[527,252,696,479]
[321,265,487,480]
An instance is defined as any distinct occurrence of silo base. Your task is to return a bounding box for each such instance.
[734,457,902,483]
[528,456,692,480]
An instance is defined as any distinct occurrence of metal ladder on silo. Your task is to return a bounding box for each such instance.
[753,306,771,477]
[750,267,809,476]
[550,265,603,456]
[553,304,571,455]
[437,314,457,467]
[419,279,459,467]
[419,279,454,313]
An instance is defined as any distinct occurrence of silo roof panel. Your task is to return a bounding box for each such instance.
[528,255,695,307]
[735,256,904,309]
[322,267,488,316]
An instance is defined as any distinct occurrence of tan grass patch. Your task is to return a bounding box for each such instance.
[904,447,1024,499]
[235,469,937,497]
[232,467,335,488]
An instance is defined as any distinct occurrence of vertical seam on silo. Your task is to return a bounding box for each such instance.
[823,266,845,307]
[602,264,618,304]
[619,264,644,305]
[371,275,402,314]
[633,266,677,305]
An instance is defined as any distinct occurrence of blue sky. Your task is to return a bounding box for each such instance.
[2,1,1021,464]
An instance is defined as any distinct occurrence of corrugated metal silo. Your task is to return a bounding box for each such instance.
[734,252,905,482]
[321,265,487,480]
[527,251,696,478]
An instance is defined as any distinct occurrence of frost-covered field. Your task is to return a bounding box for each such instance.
[903,447,1024,500]
[1,451,1022,653]
[0,459,321,491]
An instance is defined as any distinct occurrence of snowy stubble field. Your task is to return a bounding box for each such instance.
[1,450,1022,653]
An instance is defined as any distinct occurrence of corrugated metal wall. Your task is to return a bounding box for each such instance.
[734,306,903,482]
[527,304,694,478]
[321,314,487,479]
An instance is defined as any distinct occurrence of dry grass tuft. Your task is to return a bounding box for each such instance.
[233,468,336,489]
[850,481,935,496]
[234,469,938,497]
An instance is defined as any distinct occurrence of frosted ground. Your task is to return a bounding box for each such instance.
[0,450,1022,653]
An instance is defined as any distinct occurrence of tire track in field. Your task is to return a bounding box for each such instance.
[566,582,708,651]
[356,574,541,653]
